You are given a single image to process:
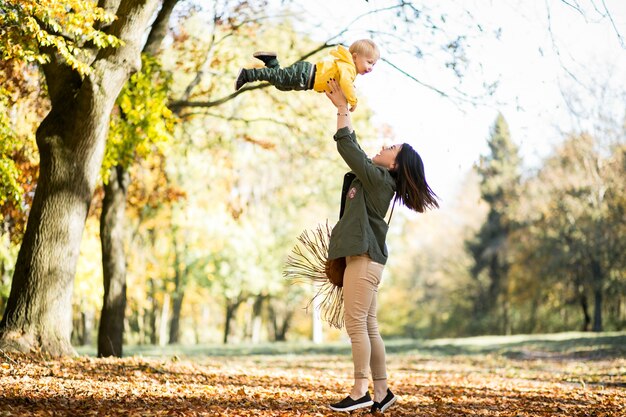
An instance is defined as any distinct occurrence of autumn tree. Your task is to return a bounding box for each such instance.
[0,60,45,316]
[0,0,162,356]
[95,0,180,358]
[97,53,176,356]
[519,134,625,332]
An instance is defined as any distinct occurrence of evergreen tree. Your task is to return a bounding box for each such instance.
[466,113,522,335]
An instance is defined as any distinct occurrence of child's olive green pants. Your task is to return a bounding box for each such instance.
[243,61,315,91]
[343,254,388,381]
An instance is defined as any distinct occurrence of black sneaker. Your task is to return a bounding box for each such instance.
[329,392,373,412]
[252,51,278,67]
[234,68,247,91]
[370,389,397,413]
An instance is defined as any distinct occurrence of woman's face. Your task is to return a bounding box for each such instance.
[373,144,402,170]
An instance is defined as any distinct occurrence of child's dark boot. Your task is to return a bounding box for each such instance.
[253,51,279,68]
[234,68,248,91]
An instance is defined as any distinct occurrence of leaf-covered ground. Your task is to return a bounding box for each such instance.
[1,332,625,416]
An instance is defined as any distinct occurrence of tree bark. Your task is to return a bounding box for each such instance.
[580,290,591,331]
[592,288,603,332]
[268,302,292,342]
[148,278,158,345]
[276,312,292,342]
[168,289,184,344]
[251,294,266,344]
[159,292,170,346]
[144,0,179,55]
[591,259,604,332]
[168,234,187,345]
[96,0,179,351]
[224,303,235,344]
[0,0,162,357]
[81,310,94,346]
[312,293,323,344]
[98,165,130,357]
[223,296,243,344]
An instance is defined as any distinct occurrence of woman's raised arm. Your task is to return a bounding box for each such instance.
[325,78,353,132]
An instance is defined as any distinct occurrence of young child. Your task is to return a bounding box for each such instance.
[234,39,380,112]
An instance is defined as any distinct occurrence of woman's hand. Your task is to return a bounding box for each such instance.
[325,78,349,109]
[326,78,352,131]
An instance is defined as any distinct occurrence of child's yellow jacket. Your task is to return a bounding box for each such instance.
[313,45,358,107]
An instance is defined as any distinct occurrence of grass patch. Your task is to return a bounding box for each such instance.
[76,331,626,360]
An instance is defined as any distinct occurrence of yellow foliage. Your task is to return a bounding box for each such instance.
[0,0,122,75]
[103,54,176,182]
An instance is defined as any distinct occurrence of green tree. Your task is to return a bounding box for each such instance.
[466,113,522,335]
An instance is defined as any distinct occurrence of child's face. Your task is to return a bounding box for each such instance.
[353,52,378,75]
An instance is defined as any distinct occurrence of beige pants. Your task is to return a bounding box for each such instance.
[343,254,387,380]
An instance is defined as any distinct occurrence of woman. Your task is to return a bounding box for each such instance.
[324,79,439,414]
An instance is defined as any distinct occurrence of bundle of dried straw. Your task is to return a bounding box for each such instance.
[283,221,344,329]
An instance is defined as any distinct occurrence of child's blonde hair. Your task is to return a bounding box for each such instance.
[349,39,380,60]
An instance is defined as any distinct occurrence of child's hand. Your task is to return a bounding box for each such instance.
[349,103,357,112]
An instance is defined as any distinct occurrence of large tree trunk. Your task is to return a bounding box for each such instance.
[98,165,130,357]
[0,0,162,357]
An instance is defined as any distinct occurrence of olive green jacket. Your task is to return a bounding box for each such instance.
[327,127,396,265]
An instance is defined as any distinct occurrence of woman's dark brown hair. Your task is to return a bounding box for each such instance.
[391,143,439,213]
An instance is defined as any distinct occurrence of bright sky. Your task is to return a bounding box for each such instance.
[277,0,626,203]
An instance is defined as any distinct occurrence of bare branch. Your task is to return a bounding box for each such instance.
[545,0,587,89]
[184,111,300,132]
[144,0,179,55]
[169,83,271,114]
[170,1,481,113]
[320,1,414,47]
[170,40,336,114]
[380,57,448,97]
[600,0,625,48]
[180,6,222,102]
[558,0,586,16]
[299,43,337,62]
[380,57,493,109]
